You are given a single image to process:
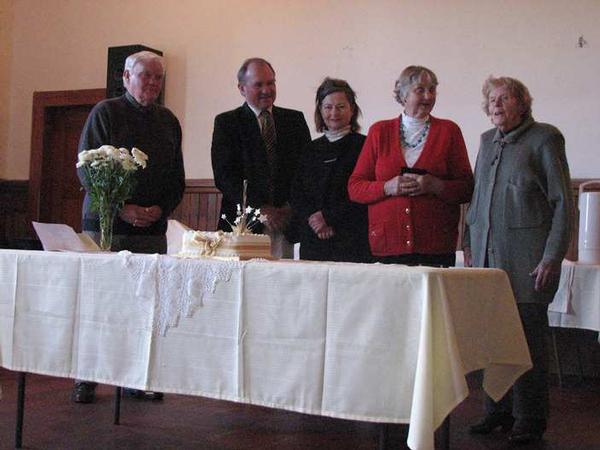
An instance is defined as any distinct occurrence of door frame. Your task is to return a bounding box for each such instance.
[27,88,105,229]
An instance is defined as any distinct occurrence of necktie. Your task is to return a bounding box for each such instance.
[259,110,276,203]
[259,110,277,157]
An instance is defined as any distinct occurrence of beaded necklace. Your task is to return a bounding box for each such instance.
[400,115,430,149]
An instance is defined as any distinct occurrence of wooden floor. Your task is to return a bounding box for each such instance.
[1,369,599,450]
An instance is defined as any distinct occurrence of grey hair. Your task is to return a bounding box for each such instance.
[237,57,275,84]
[393,66,438,105]
[123,51,165,75]
[481,75,533,118]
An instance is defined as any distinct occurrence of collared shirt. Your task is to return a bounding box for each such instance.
[247,103,274,132]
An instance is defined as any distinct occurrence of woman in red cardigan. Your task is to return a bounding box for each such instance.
[348,66,473,266]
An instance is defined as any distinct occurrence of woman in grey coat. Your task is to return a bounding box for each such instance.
[464,76,572,444]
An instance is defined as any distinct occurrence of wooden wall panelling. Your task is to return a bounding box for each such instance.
[170,179,222,231]
[0,177,595,252]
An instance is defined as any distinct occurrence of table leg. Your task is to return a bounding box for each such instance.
[15,372,26,449]
[113,387,122,425]
[378,423,410,449]
[551,328,564,388]
[575,336,585,383]
[378,423,391,450]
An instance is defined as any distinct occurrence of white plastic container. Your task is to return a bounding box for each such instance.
[578,180,600,264]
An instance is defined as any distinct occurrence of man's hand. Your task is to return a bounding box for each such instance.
[119,204,162,228]
[530,259,562,291]
[308,210,335,239]
[260,205,291,233]
[308,210,328,234]
[463,246,473,267]
[317,226,335,240]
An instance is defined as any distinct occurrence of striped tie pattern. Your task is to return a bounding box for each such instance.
[259,110,277,158]
[259,110,277,203]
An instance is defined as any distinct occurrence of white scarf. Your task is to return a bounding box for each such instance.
[401,113,430,167]
[324,125,352,142]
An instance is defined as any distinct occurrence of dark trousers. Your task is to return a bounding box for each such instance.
[485,303,549,424]
[87,232,167,254]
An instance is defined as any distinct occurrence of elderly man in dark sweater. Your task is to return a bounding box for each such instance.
[73,51,185,403]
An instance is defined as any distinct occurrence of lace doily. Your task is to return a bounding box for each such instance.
[122,252,242,336]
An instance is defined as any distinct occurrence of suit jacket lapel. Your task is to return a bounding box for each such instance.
[240,103,262,147]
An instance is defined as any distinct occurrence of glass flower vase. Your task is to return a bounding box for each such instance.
[98,207,116,251]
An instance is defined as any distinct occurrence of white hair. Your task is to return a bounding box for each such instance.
[393,66,438,105]
[123,51,164,75]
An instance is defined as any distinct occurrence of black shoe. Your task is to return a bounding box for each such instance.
[508,420,545,444]
[123,388,164,400]
[469,414,515,434]
[72,382,96,403]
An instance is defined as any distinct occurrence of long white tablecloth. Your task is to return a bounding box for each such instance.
[548,260,600,338]
[0,249,531,450]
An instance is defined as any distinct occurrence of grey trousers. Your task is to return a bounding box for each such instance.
[484,303,549,423]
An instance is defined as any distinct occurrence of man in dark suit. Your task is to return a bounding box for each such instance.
[211,58,311,257]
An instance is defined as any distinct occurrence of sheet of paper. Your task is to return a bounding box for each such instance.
[166,219,191,255]
[32,221,100,252]
[76,232,101,252]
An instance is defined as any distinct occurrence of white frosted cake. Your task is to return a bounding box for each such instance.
[179,230,272,260]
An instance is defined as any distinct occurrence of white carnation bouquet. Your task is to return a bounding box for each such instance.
[76,145,148,250]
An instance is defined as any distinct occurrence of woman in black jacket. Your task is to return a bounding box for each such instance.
[291,78,370,263]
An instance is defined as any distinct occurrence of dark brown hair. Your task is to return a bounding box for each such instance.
[314,77,362,132]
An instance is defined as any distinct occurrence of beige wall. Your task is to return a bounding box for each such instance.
[2,0,599,180]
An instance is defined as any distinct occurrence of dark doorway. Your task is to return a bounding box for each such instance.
[28,89,105,233]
